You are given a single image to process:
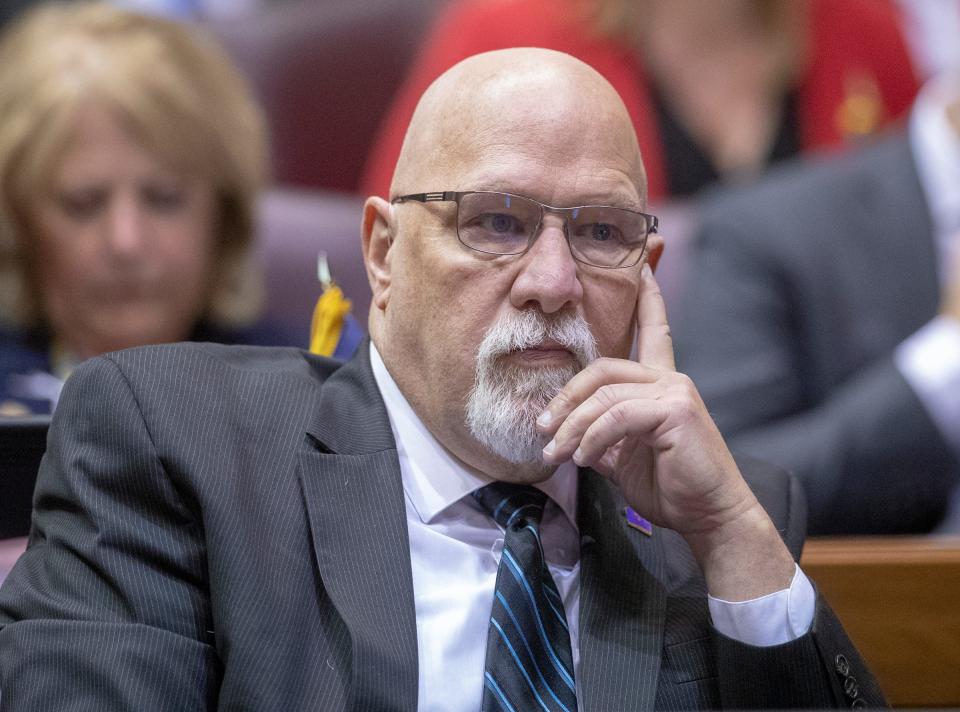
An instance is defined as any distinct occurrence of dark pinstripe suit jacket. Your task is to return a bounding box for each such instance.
[0,342,882,709]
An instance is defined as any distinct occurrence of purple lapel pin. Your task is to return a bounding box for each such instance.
[624,507,652,536]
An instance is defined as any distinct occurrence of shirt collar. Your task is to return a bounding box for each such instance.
[910,72,960,237]
[369,341,579,529]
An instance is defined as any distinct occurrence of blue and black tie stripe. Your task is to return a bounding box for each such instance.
[473,483,577,712]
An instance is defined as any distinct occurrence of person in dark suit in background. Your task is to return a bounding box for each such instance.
[0,2,286,416]
[0,49,881,709]
[674,72,960,535]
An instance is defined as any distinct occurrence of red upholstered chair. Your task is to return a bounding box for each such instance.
[204,0,446,193]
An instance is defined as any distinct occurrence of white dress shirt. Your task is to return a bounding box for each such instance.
[895,0,960,79]
[369,341,813,711]
[898,73,960,530]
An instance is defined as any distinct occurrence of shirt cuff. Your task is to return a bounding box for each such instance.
[894,315,960,455]
[707,563,815,647]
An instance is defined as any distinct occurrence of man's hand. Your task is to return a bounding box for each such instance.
[539,264,795,600]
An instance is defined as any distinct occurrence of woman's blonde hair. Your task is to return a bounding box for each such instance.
[0,1,268,330]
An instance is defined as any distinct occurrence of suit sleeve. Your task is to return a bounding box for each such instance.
[715,598,885,707]
[716,461,886,707]
[0,355,218,710]
[673,207,958,534]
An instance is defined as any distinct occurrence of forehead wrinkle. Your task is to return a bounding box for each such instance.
[464,164,642,211]
[457,126,643,207]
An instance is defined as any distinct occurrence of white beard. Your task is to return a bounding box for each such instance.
[466,309,599,464]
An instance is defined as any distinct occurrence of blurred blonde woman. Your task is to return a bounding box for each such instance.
[0,1,279,414]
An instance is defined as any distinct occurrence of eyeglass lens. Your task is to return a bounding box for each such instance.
[456,192,649,267]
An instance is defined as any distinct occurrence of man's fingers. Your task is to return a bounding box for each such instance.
[537,266,676,436]
[541,382,661,463]
[538,358,660,435]
[569,399,669,467]
[636,263,676,371]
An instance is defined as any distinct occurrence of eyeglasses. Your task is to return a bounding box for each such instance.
[391,191,657,269]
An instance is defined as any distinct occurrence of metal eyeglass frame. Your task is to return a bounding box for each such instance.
[390,190,658,269]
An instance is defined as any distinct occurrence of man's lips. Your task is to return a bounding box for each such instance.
[504,342,575,365]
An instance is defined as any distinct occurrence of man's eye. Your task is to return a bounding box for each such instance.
[480,212,525,234]
[585,223,620,242]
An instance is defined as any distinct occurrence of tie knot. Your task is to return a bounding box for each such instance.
[472,482,548,530]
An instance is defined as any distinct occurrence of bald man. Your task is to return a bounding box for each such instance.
[0,49,881,710]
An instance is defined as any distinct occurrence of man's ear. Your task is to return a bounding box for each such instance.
[645,231,665,272]
[361,196,394,311]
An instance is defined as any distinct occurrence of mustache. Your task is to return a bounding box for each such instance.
[476,309,599,370]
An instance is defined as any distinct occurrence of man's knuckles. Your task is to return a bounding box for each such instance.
[664,374,703,423]
[601,399,634,430]
[642,322,672,342]
[593,383,622,410]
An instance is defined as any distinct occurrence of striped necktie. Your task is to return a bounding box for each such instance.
[472,482,577,712]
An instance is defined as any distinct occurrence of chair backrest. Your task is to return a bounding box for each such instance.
[204,0,445,192]
[801,536,960,706]
[0,415,48,539]
[255,188,370,346]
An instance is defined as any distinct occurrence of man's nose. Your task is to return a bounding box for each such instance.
[104,193,147,257]
[509,215,583,314]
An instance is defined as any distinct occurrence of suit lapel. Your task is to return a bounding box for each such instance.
[297,344,419,710]
[576,469,666,711]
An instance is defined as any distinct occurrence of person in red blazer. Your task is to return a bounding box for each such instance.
[362,0,919,202]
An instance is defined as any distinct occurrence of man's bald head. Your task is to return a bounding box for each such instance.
[361,47,658,482]
[390,48,647,204]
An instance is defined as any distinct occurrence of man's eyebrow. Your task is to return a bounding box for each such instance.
[562,193,646,211]
[587,192,645,210]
